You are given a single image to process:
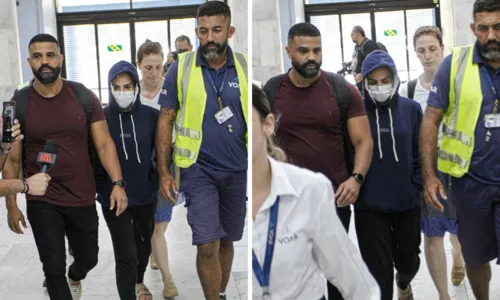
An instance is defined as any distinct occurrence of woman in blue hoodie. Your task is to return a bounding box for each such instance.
[355,50,423,300]
[96,60,158,300]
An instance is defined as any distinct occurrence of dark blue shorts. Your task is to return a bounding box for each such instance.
[450,175,500,266]
[180,163,247,245]
[421,216,458,236]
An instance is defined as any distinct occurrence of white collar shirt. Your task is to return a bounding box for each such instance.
[252,157,380,300]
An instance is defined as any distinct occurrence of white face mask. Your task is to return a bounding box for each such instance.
[367,84,393,103]
[113,91,135,108]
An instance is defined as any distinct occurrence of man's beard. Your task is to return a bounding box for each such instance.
[479,40,500,60]
[292,59,322,78]
[32,64,61,85]
[201,40,228,60]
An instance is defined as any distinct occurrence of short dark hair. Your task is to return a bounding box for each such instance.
[137,39,164,63]
[29,33,59,49]
[473,0,500,21]
[353,26,366,37]
[413,26,443,48]
[288,22,321,41]
[197,1,231,25]
[175,35,192,46]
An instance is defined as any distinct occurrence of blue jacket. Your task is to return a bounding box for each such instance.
[96,60,159,207]
[356,51,423,212]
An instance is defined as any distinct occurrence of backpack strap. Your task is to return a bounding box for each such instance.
[263,74,287,108]
[65,80,100,177]
[407,78,418,100]
[327,72,355,174]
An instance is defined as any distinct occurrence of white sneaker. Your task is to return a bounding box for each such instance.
[69,281,82,300]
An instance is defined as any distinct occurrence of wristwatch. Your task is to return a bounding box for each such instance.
[112,179,126,188]
[352,173,364,184]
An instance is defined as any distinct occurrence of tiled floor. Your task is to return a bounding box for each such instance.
[0,194,248,300]
[345,213,500,300]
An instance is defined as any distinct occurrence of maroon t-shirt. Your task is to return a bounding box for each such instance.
[22,81,105,207]
[274,71,366,189]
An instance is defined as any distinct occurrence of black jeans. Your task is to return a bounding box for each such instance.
[27,200,99,300]
[326,205,351,300]
[102,203,155,300]
[355,207,421,300]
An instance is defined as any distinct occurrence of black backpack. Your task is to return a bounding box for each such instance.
[360,40,388,57]
[262,72,355,173]
[12,80,102,181]
[407,78,418,100]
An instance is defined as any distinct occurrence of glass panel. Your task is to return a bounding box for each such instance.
[375,11,409,82]
[63,25,100,99]
[170,18,199,50]
[132,0,203,9]
[305,0,369,4]
[57,0,130,13]
[310,15,343,80]
[406,9,436,80]
[135,21,169,80]
[340,13,371,83]
[97,23,132,104]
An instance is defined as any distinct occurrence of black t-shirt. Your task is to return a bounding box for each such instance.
[353,39,378,74]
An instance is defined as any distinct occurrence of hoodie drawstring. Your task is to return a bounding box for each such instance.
[131,115,142,163]
[375,109,383,159]
[119,114,128,161]
[375,108,399,162]
[388,107,399,162]
[119,114,142,163]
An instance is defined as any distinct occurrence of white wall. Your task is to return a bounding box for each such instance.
[0,0,23,101]
[453,0,476,46]
[279,0,305,72]
[252,0,283,83]
[227,0,248,54]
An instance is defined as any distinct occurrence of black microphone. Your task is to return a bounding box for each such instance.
[36,139,58,173]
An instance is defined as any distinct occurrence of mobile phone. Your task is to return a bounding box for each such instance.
[2,101,15,143]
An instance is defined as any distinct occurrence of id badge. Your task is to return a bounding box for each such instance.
[484,114,500,128]
[214,106,234,124]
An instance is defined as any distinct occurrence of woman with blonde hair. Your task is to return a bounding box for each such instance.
[251,84,379,300]
[136,39,178,298]
[399,26,465,300]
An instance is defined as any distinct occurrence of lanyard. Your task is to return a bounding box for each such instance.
[480,65,500,142]
[252,197,280,298]
[203,67,228,101]
[480,65,500,100]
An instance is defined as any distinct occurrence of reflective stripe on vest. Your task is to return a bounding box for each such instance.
[174,50,248,168]
[437,44,483,177]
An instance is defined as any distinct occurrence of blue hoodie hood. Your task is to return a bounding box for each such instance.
[107,60,141,113]
[357,50,423,212]
[96,60,159,207]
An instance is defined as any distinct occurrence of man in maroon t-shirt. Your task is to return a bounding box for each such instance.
[264,23,373,300]
[3,34,127,300]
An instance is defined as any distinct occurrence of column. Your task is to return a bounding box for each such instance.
[453,0,476,46]
[227,0,248,54]
[253,0,284,84]
[0,0,23,101]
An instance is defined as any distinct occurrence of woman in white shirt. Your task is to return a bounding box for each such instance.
[136,40,178,298]
[252,84,379,300]
[399,26,465,300]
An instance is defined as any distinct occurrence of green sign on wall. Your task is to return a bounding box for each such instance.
[384,30,398,37]
[107,45,123,52]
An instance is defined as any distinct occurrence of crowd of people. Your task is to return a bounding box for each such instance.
[0,1,247,300]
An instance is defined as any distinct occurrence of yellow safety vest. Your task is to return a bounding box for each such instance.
[173,50,248,168]
[438,44,483,177]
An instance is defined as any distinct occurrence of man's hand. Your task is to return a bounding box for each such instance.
[26,173,51,196]
[160,172,177,204]
[8,206,27,234]
[335,177,361,207]
[110,186,127,216]
[423,175,446,212]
